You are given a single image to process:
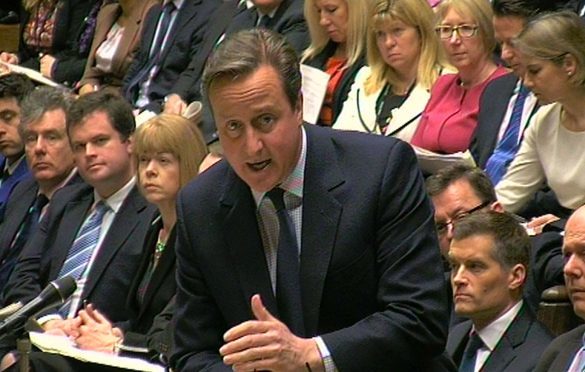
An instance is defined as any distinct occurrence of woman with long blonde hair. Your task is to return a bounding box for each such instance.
[333,0,447,141]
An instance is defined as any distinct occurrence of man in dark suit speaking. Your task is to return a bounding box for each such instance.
[171,29,448,371]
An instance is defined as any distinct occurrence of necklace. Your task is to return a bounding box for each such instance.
[153,230,167,267]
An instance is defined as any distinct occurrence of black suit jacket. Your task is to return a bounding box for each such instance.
[123,0,220,112]
[171,0,308,104]
[171,124,449,371]
[470,73,538,168]
[535,324,585,372]
[122,217,176,354]
[3,182,156,323]
[0,173,83,299]
[302,42,366,126]
[447,304,553,371]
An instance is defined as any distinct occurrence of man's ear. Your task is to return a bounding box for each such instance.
[490,201,504,213]
[126,134,134,155]
[295,92,303,125]
[508,264,526,291]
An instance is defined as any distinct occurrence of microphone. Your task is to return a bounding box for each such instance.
[0,276,77,336]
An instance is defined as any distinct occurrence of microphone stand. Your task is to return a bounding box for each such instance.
[16,332,30,372]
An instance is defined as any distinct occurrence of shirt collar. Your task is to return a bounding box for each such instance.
[4,153,25,176]
[93,176,136,214]
[252,126,306,206]
[474,300,523,351]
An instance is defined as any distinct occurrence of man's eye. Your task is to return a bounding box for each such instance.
[258,115,275,130]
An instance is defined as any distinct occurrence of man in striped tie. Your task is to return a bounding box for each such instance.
[0,92,156,369]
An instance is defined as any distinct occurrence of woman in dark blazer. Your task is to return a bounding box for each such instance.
[0,0,101,86]
[73,113,208,363]
[78,0,159,95]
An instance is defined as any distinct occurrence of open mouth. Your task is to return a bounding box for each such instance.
[247,159,271,171]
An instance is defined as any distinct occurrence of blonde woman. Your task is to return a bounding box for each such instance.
[496,11,585,217]
[72,114,207,363]
[411,0,507,154]
[301,0,374,126]
[333,0,446,141]
[0,0,101,86]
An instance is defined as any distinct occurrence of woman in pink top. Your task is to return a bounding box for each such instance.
[411,0,507,154]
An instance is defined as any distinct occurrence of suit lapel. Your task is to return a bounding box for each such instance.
[220,170,278,316]
[300,125,344,335]
[157,0,201,65]
[447,321,473,366]
[139,225,176,319]
[83,186,148,298]
[483,304,531,372]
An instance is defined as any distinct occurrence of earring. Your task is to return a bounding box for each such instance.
[568,71,574,76]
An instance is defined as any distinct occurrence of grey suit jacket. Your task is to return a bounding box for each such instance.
[447,303,553,372]
[535,324,585,372]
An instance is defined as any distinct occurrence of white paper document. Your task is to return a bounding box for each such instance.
[300,64,330,125]
[0,61,61,88]
[412,146,476,174]
[30,332,165,372]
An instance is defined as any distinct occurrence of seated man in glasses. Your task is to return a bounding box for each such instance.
[426,164,564,323]
[446,210,553,371]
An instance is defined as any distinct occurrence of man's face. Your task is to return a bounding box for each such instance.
[449,235,521,328]
[252,0,282,14]
[0,97,24,162]
[563,211,585,319]
[493,15,525,76]
[432,179,485,257]
[209,65,303,192]
[69,111,133,198]
[22,108,74,188]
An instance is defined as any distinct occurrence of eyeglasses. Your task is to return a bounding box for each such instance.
[435,200,492,235]
[435,24,478,39]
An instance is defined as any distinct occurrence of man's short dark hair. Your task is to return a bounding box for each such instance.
[19,87,73,136]
[201,28,302,111]
[492,0,555,19]
[453,210,530,271]
[0,73,35,103]
[67,91,135,140]
[426,164,496,203]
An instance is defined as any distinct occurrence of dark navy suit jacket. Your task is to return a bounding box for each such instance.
[447,304,553,372]
[172,125,449,371]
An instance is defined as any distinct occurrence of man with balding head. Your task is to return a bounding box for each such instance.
[536,206,585,371]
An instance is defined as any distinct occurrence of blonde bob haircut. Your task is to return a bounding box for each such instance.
[301,0,374,67]
[435,0,496,56]
[134,114,208,189]
[365,0,444,95]
[513,11,585,87]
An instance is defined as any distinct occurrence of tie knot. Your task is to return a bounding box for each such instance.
[163,1,176,12]
[467,332,484,353]
[33,194,49,212]
[266,188,286,211]
[93,201,110,218]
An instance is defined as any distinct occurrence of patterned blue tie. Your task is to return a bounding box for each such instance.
[57,201,109,315]
[459,332,484,372]
[485,84,529,185]
[266,188,305,336]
